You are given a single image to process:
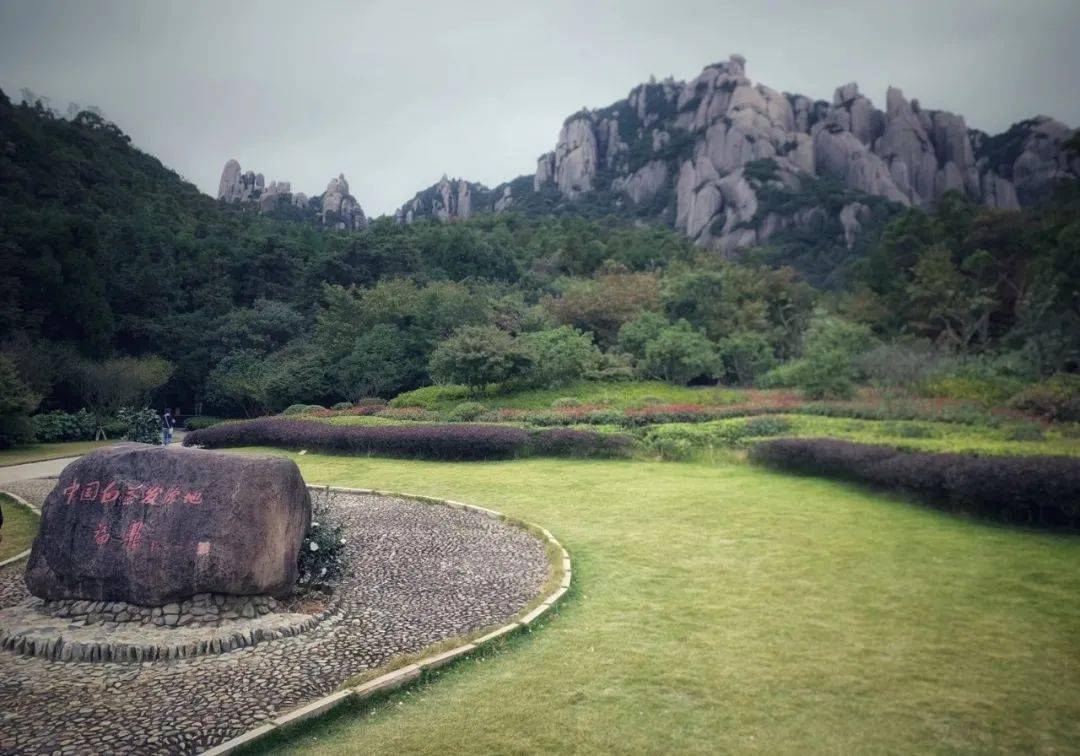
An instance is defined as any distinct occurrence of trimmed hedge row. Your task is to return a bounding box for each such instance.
[749,438,1080,528]
[184,418,634,461]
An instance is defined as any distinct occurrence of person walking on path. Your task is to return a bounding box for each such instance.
[162,409,175,447]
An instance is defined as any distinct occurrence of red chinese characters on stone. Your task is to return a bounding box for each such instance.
[122,521,145,552]
[64,480,81,505]
[142,485,164,506]
[121,484,144,506]
[94,521,110,546]
[80,481,100,502]
[100,480,120,504]
[183,490,203,506]
[162,487,181,507]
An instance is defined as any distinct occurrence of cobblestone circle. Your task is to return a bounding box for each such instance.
[0,482,550,754]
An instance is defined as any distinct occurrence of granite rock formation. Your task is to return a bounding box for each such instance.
[217,160,366,229]
[396,54,1076,255]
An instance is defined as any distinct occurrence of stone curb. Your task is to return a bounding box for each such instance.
[197,484,571,755]
[0,490,40,567]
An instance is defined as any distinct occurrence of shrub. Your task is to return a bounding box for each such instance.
[375,407,441,422]
[448,401,487,422]
[518,326,603,388]
[117,407,161,444]
[551,397,582,408]
[355,397,388,409]
[31,409,97,442]
[429,325,533,392]
[298,487,349,588]
[529,428,636,458]
[1006,423,1046,442]
[716,331,777,385]
[1008,374,1080,422]
[749,438,1080,527]
[282,404,325,416]
[185,418,530,460]
[331,402,353,411]
[388,385,470,409]
[184,416,226,431]
[641,320,720,385]
[741,416,792,437]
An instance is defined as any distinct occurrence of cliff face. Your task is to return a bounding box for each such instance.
[396,54,1078,254]
[216,160,366,230]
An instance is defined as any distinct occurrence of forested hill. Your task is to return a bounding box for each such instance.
[2,88,1079,418]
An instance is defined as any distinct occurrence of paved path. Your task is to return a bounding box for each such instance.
[0,489,549,754]
[0,434,188,485]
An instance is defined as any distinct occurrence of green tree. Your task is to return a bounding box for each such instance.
[518,326,602,388]
[717,331,777,385]
[205,350,274,417]
[428,326,534,393]
[0,354,39,447]
[641,321,720,385]
[335,324,415,399]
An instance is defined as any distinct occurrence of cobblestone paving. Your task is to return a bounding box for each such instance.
[0,486,550,754]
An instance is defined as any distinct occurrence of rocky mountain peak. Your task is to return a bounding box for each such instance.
[216,161,366,230]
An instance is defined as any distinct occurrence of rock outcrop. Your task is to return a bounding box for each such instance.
[25,444,311,605]
[388,53,1075,249]
[216,160,366,229]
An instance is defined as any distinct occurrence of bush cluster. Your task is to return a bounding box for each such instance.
[184,415,226,431]
[116,407,161,444]
[184,418,633,461]
[1008,374,1080,423]
[298,487,349,588]
[749,439,1080,527]
[31,409,97,442]
[281,404,326,416]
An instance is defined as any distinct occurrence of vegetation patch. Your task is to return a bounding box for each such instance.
[750,438,1080,527]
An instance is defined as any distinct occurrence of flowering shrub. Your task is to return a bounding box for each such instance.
[749,438,1080,527]
[186,418,530,460]
[297,487,348,588]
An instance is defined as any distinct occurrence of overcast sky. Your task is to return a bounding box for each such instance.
[2,0,1078,216]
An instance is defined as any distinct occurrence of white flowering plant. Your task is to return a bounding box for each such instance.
[297,487,349,588]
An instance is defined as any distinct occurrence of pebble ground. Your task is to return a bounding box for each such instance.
[0,484,549,754]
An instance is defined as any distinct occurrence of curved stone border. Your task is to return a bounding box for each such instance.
[200,485,571,756]
[0,490,39,568]
[0,593,343,663]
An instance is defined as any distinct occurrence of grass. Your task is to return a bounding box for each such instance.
[389,380,740,412]
[0,492,38,560]
[0,440,111,467]
[244,451,1080,754]
[643,415,1080,459]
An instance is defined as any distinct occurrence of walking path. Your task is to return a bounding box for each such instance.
[0,434,187,485]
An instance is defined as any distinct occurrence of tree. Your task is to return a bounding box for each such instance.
[0,354,39,448]
[205,351,274,417]
[641,321,720,385]
[544,271,661,347]
[73,356,173,435]
[518,326,602,388]
[616,312,669,360]
[717,331,776,385]
[906,244,998,354]
[335,324,415,399]
[429,326,533,393]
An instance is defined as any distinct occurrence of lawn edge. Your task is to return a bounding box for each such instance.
[0,490,41,567]
[199,484,570,756]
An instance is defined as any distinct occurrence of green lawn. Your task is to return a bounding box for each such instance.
[644,415,1080,459]
[0,493,38,560]
[390,380,740,411]
[249,451,1080,754]
[0,440,111,467]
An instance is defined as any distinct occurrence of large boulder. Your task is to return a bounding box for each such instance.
[25,444,311,605]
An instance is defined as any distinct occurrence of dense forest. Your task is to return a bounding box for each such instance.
[2,87,1079,441]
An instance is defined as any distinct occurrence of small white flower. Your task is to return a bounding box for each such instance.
[339,538,347,545]
[309,542,319,552]
[319,567,327,576]
[311,522,320,528]
[299,450,307,455]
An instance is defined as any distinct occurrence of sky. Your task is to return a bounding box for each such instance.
[1,0,1078,217]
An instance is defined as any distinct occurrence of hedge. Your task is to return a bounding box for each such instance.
[184,418,633,461]
[749,438,1080,528]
